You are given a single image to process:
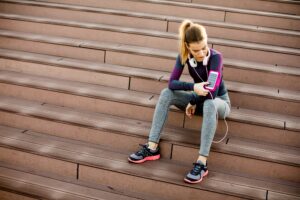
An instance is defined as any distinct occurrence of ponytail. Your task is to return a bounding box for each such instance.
[178,20,207,65]
[179,19,192,65]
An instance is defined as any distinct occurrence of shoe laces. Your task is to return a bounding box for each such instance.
[190,163,204,175]
[136,144,150,156]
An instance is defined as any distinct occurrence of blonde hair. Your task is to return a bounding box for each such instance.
[178,19,208,65]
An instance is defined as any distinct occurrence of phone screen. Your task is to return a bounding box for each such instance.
[206,72,219,90]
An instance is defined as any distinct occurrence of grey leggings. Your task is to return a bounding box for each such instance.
[148,88,231,157]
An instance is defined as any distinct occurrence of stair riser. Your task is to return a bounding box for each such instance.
[0,83,184,128]
[27,0,299,30]
[130,78,300,116]
[168,21,300,49]
[186,117,300,147]
[1,20,299,67]
[225,12,300,31]
[172,145,300,183]
[268,191,300,200]
[0,2,168,31]
[0,147,77,179]
[0,37,105,63]
[192,0,300,15]
[223,67,300,91]
[229,92,300,117]
[0,58,130,89]
[0,190,38,200]
[214,44,299,68]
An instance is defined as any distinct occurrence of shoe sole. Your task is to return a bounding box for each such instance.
[128,154,161,164]
[184,170,208,184]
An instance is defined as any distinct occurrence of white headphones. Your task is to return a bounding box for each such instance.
[188,48,211,68]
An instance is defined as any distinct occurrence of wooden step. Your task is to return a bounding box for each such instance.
[0,48,298,91]
[1,12,300,62]
[0,60,299,118]
[0,95,299,182]
[0,125,299,199]
[0,81,298,148]
[0,51,298,117]
[11,0,300,30]
[191,0,300,15]
[0,69,299,130]
[0,28,299,74]
[0,2,299,48]
[0,165,149,200]
[0,189,39,200]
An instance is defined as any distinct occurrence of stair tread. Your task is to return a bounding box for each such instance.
[0,125,299,199]
[0,70,299,130]
[0,0,298,199]
[3,0,300,37]
[0,29,299,74]
[0,48,299,96]
[0,65,299,103]
[1,14,300,56]
[0,35,300,76]
[0,48,167,81]
[0,165,143,200]
[5,0,300,20]
[0,95,299,167]
[131,0,300,18]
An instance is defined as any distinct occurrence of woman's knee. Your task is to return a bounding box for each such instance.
[160,88,174,99]
[203,99,216,114]
[158,88,174,104]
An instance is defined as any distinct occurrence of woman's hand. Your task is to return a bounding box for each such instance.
[186,103,197,119]
[193,82,209,96]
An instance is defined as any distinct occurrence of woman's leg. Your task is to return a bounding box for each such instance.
[148,88,193,144]
[199,95,231,158]
[185,94,230,184]
[129,88,192,163]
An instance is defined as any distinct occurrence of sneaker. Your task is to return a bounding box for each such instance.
[184,161,208,184]
[128,144,160,164]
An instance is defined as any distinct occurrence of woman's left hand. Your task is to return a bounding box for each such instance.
[186,103,196,119]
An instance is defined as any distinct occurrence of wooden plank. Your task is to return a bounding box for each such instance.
[0,166,140,200]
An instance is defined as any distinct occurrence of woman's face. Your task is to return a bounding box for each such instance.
[187,40,208,62]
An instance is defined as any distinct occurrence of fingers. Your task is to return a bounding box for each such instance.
[192,107,195,115]
[185,108,193,119]
[201,90,209,96]
[185,109,189,116]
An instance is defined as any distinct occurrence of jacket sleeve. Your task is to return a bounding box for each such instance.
[189,53,223,105]
[168,54,194,91]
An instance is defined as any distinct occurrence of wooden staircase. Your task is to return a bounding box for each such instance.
[0,0,299,199]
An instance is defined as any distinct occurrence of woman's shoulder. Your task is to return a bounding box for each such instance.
[210,48,222,58]
[176,53,186,67]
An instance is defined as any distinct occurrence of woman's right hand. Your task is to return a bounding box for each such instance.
[194,82,209,96]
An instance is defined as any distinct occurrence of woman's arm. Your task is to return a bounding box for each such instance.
[206,53,223,99]
[168,55,194,91]
[189,52,223,105]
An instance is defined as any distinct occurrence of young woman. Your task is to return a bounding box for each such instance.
[128,19,231,184]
